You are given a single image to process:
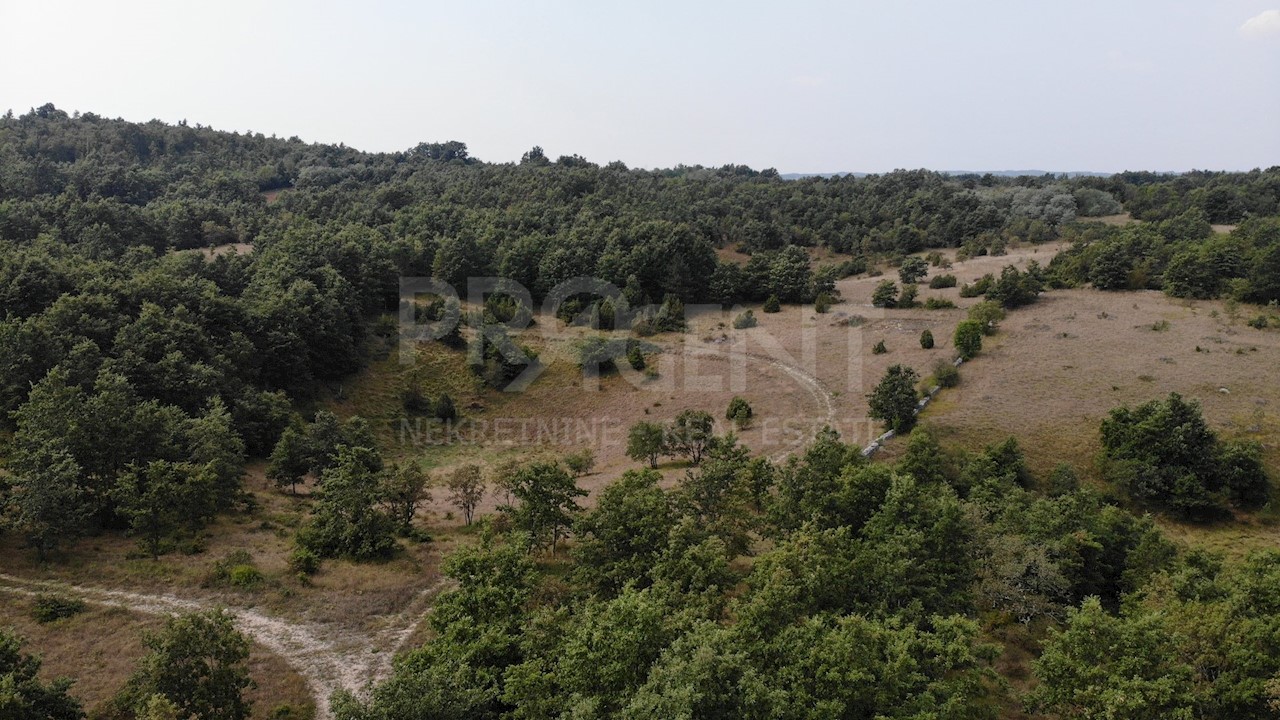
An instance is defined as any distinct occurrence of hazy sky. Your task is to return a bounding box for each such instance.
[2,1,1278,172]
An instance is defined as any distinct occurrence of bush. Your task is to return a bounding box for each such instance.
[1248,315,1269,330]
[959,274,994,298]
[288,547,320,576]
[924,297,957,310]
[899,257,929,284]
[726,396,754,427]
[814,292,833,313]
[967,301,1006,335]
[897,284,919,308]
[732,310,758,329]
[228,565,264,589]
[763,295,781,313]
[32,594,86,623]
[932,359,960,388]
[434,393,457,420]
[928,274,958,289]
[920,330,934,349]
[627,344,646,370]
[872,340,888,355]
[954,320,983,360]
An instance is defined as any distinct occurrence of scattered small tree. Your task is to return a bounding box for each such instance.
[897,284,919,308]
[867,365,921,433]
[297,446,397,560]
[872,340,888,355]
[920,329,935,349]
[762,294,781,313]
[627,421,667,468]
[732,310,758,329]
[726,396,754,428]
[954,320,983,360]
[446,464,487,526]
[503,461,586,553]
[871,280,899,308]
[114,461,210,560]
[266,426,309,494]
[966,301,1006,336]
[932,358,960,388]
[814,292,833,313]
[381,463,431,534]
[666,410,716,465]
[0,629,84,720]
[899,256,929,284]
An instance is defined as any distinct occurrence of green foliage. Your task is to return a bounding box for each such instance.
[923,296,957,309]
[871,339,887,355]
[446,464,486,526]
[665,410,716,465]
[0,629,85,719]
[297,446,398,560]
[932,358,960,388]
[761,294,781,313]
[563,448,596,477]
[966,300,1006,334]
[813,292,833,313]
[1101,393,1270,519]
[287,547,320,576]
[381,462,431,533]
[725,396,753,428]
[31,595,86,624]
[114,460,212,560]
[731,309,758,329]
[897,283,919,308]
[115,610,252,720]
[919,329,934,349]
[871,280,898,308]
[626,420,667,468]
[898,256,929,284]
[928,273,958,289]
[984,264,1042,308]
[572,469,677,595]
[206,550,264,589]
[953,320,983,360]
[501,461,586,553]
[959,273,993,297]
[867,365,920,433]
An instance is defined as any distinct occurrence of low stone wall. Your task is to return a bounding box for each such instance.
[860,355,965,458]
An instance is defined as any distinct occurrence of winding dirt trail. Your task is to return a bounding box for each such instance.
[0,573,450,719]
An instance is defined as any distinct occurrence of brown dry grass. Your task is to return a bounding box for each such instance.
[0,600,313,718]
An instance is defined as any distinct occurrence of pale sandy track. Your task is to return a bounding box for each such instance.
[0,573,450,719]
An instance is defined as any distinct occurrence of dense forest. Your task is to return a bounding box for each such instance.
[3,105,1280,718]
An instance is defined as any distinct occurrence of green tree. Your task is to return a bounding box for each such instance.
[898,256,929,284]
[966,300,1005,335]
[381,462,431,534]
[446,464,486,526]
[626,421,667,468]
[503,461,586,553]
[871,280,898,308]
[266,425,309,494]
[297,446,397,560]
[762,294,781,313]
[5,442,90,561]
[185,397,245,508]
[953,320,983,360]
[116,610,253,720]
[572,469,677,595]
[1030,597,1195,720]
[919,329,934,349]
[867,365,920,433]
[563,448,596,477]
[665,410,715,465]
[114,461,210,560]
[0,629,84,720]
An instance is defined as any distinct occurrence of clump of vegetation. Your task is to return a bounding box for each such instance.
[564,448,597,477]
[872,340,888,355]
[762,294,781,313]
[898,256,929,284]
[871,280,898,308]
[205,550,264,589]
[966,301,1006,335]
[1100,392,1269,519]
[867,365,920,433]
[31,594,86,624]
[932,359,960,388]
[732,309,758,329]
[814,292,834,313]
[919,329,934,349]
[924,297,957,309]
[959,274,994,298]
[953,320,983,360]
[726,396,754,428]
[928,273,958,289]
[897,284,920,309]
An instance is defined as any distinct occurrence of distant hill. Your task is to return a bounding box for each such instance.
[782,170,1112,180]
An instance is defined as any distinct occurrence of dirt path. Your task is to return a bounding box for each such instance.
[730,349,839,461]
[0,573,450,719]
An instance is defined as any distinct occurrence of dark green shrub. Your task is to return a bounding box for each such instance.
[32,595,86,623]
[928,273,958,289]
[763,295,781,313]
[733,310,758,329]
[872,340,888,355]
[920,330,934,349]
